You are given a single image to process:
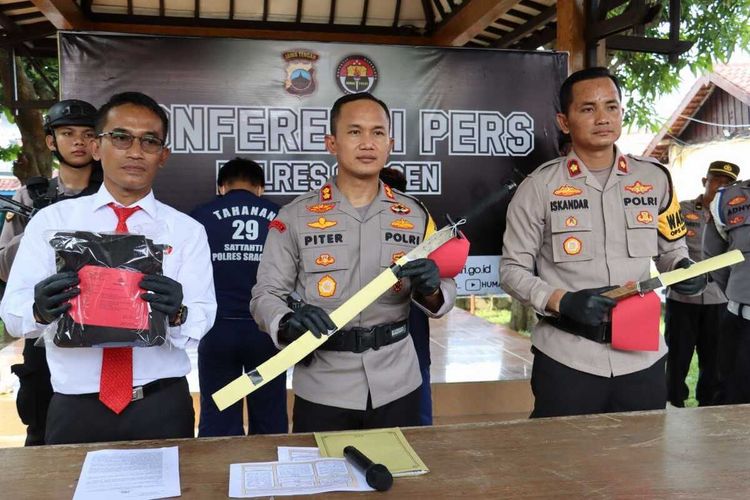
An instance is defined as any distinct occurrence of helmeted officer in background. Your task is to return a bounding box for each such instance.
[704,163,750,404]
[665,160,739,407]
[0,99,101,446]
[251,92,456,432]
[190,157,287,436]
[500,67,706,418]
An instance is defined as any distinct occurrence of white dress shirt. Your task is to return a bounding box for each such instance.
[0,185,217,394]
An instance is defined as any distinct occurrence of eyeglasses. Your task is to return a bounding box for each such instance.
[98,131,166,154]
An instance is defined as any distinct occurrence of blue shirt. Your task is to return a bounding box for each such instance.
[191,190,279,319]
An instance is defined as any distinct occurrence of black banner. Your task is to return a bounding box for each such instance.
[60,33,566,291]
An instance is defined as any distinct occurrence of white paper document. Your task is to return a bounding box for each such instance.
[277,446,322,462]
[229,457,374,498]
[73,446,181,500]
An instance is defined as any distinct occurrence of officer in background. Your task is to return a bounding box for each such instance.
[190,158,287,436]
[251,93,456,432]
[379,166,434,426]
[704,163,750,404]
[0,99,101,446]
[665,160,739,407]
[500,67,706,418]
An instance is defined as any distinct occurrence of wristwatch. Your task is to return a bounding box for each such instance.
[169,304,189,327]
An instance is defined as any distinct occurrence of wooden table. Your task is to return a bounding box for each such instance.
[2,405,750,498]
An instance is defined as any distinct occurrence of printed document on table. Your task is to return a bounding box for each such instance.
[229,458,374,497]
[73,446,180,500]
[277,446,321,462]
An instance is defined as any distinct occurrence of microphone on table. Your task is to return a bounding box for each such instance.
[343,445,393,492]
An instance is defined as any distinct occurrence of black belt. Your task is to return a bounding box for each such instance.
[320,320,409,353]
[65,376,185,402]
[546,316,612,344]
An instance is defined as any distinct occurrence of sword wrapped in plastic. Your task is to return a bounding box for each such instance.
[212,218,466,411]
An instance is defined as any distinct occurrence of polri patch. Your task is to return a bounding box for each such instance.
[317,275,337,297]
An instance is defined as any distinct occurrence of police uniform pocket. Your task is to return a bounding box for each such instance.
[301,248,348,301]
[550,211,593,263]
[625,207,657,257]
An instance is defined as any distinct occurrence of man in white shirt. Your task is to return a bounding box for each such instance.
[0,92,217,444]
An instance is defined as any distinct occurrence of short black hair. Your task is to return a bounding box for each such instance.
[95,91,169,138]
[329,92,390,135]
[559,67,622,115]
[217,157,265,188]
[379,167,406,191]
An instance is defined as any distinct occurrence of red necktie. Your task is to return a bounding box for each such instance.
[99,202,142,414]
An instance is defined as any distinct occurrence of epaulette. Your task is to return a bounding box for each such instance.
[626,153,665,168]
[529,156,565,177]
[285,189,319,208]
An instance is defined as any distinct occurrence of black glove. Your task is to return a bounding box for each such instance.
[33,271,80,324]
[669,258,708,296]
[558,286,617,326]
[397,258,441,296]
[140,274,183,318]
[278,304,335,342]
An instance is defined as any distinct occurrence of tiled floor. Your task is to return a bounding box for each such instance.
[0,308,533,446]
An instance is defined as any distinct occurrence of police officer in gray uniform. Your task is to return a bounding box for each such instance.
[251,93,456,432]
[704,163,750,404]
[0,99,101,445]
[665,161,739,407]
[500,67,706,418]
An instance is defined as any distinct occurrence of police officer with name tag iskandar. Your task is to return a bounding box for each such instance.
[191,157,288,436]
[250,93,456,432]
[500,67,707,418]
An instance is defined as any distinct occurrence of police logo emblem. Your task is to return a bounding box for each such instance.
[390,203,411,215]
[307,217,338,230]
[624,181,653,195]
[391,218,414,230]
[318,275,337,297]
[553,184,583,197]
[315,253,336,266]
[565,216,578,227]
[636,211,653,224]
[392,279,403,293]
[728,215,745,225]
[307,203,335,214]
[728,195,747,206]
[282,49,319,96]
[391,251,406,263]
[336,55,379,94]
[563,236,582,255]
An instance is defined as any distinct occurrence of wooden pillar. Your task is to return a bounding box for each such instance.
[556,0,586,74]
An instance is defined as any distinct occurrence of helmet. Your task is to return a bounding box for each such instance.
[43,99,97,133]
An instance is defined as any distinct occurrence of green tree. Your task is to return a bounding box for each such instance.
[610,0,750,131]
[0,49,57,182]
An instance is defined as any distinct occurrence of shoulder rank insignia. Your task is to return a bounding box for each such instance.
[391,218,414,230]
[728,195,747,206]
[390,203,411,215]
[307,217,337,229]
[567,159,582,177]
[315,253,335,266]
[307,203,335,214]
[563,236,582,255]
[553,184,583,197]
[383,183,395,200]
[320,184,333,202]
[5,212,14,222]
[684,212,700,221]
[317,274,337,297]
[624,181,653,195]
[269,219,286,233]
[636,210,654,224]
[617,156,629,173]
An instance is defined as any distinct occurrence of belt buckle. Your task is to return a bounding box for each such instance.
[132,386,144,401]
[354,327,374,353]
